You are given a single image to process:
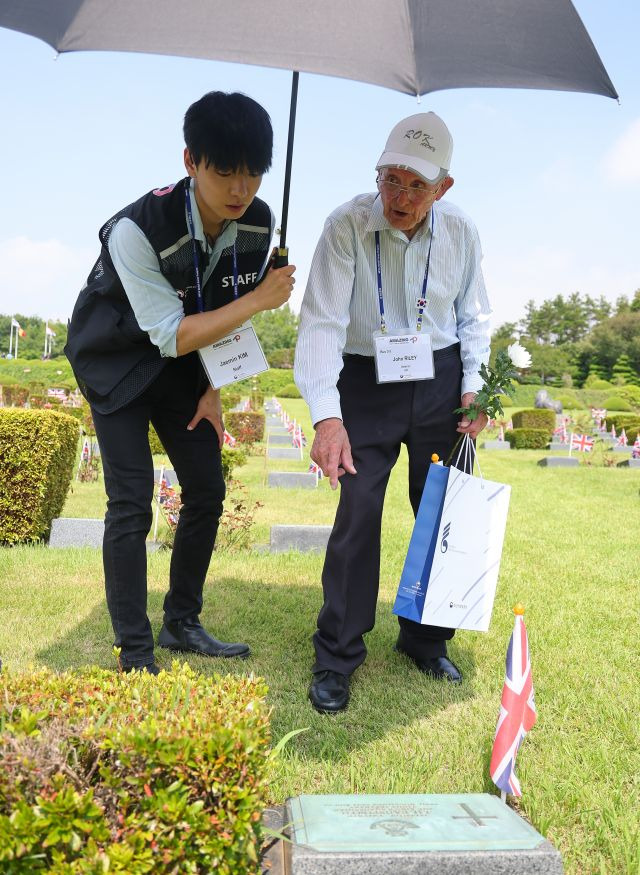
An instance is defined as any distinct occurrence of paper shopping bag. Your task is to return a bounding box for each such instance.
[393,449,511,632]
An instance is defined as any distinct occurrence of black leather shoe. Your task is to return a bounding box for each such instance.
[122,662,161,676]
[158,618,250,658]
[395,642,462,683]
[309,670,350,713]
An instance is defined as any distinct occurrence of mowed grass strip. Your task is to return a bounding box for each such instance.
[1,413,638,874]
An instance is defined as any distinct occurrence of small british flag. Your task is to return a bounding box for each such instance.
[571,433,594,452]
[632,436,640,459]
[223,429,236,447]
[490,609,537,797]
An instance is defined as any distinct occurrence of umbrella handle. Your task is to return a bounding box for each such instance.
[273,247,289,268]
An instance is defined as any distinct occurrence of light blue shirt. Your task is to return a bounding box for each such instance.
[294,193,492,425]
[108,179,238,358]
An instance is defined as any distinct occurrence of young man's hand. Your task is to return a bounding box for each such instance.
[251,263,296,312]
[187,386,224,447]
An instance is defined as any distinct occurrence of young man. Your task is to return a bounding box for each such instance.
[294,112,490,712]
[66,91,295,674]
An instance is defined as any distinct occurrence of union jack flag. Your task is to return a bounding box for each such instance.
[553,424,567,442]
[308,461,324,480]
[616,428,628,447]
[490,612,537,797]
[632,436,640,459]
[571,433,594,452]
[223,429,236,447]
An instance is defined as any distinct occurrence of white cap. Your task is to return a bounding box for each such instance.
[376,112,453,184]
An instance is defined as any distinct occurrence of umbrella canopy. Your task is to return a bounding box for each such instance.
[0,0,617,99]
[0,0,618,255]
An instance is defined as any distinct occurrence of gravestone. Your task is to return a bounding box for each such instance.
[269,426,291,436]
[153,468,178,486]
[613,445,631,453]
[482,440,511,450]
[283,793,563,874]
[268,472,318,489]
[547,442,569,451]
[269,434,295,445]
[268,447,302,460]
[49,518,104,548]
[270,525,332,553]
[537,457,579,467]
[617,458,640,468]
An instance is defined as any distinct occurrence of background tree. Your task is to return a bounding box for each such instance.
[251,304,298,359]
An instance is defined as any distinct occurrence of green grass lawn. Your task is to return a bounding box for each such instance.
[1,402,639,874]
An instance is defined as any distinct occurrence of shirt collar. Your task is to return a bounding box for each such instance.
[187,178,237,250]
[365,194,436,242]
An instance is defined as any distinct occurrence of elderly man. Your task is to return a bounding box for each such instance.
[294,112,491,713]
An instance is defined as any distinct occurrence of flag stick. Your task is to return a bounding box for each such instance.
[568,432,573,457]
[500,791,507,804]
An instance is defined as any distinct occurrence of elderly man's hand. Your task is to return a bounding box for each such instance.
[456,392,488,439]
[311,418,357,490]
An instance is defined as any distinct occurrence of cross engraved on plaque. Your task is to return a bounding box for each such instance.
[452,802,499,827]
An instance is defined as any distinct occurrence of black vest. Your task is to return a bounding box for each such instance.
[65,178,273,412]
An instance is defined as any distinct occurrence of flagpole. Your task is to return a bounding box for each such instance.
[568,432,573,458]
[8,323,13,357]
[44,322,48,358]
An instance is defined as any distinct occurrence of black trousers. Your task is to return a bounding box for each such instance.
[313,345,462,675]
[91,355,224,668]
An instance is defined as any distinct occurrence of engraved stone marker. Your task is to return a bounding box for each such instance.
[537,457,578,467]
[284,793,563,873]
[268,447,302,459]
[481,440,511,450]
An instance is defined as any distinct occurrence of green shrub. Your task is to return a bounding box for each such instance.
[255,368,297,395]
[603,414,640,432]
[278,382,301,399]
[0,664,271,874]
[554,392,581,409]
[225,411,265,445]
[148,424,165,456]
[584,377,614,390]
[511,408,556,435]
[603,396,632,412]
[0,409,78,543]
[616,384,640,407]
[221,445,248,483]
[220,389,242,413]
[268,348,294,369]
[250,389,265,411]
[505,428,550,449]
[498,395,514,407]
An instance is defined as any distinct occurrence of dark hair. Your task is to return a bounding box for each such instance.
[183,91,273,175]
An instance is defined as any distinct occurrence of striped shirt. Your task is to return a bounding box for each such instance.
[294,193,491,425]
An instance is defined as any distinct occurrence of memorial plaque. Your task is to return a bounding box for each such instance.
[268,447,302,459]
[269,434,296,445]
[481,440,511,450]
[285,793,563,874]
[537,457,578,467]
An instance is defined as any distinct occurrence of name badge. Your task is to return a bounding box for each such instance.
[198,320,269,389]
[373,330,435,384]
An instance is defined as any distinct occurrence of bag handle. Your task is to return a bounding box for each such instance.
[453,433,484,481]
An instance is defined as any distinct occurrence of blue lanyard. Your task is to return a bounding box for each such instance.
[184,182,237,314]
[374,207,435,334]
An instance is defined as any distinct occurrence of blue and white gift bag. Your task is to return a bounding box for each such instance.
[393,435,511,632]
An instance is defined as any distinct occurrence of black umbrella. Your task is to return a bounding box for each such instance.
[0,0,618,263]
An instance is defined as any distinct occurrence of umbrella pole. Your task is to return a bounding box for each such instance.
[275,70,299,267]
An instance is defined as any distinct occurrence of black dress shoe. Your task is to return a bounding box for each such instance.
[158,618,250,658]
[394,642,462,683]
[122,662,161,676]
[309,670,350,713]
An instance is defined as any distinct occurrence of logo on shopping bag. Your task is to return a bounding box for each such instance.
[440,522,451,553]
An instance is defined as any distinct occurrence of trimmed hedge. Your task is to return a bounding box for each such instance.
[0,664,271,874]
[225,411,265,445]
[0,409,78,543]
[554,392,580,409]
[505,428,550,449]
[604,414,640,431]
[148,424,165,456]
[512,408,556,435]
[221,445,248,482]
[603,396,632,412]
[277,382,301,399]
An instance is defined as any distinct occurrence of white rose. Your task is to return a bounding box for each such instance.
[507,342,532,369]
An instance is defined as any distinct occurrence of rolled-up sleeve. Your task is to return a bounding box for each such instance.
[108,218,184,358]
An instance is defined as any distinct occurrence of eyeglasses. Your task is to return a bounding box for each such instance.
[376,174,441,203]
